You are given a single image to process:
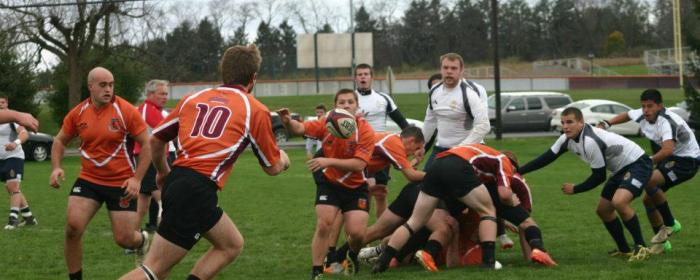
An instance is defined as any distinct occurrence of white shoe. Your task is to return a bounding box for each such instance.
[359,245,383,261]
[498,234,514,249]
[323,262,344,274]
[135,230,150,266]
[651,226,673,244]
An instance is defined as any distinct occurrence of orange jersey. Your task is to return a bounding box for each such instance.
[304,116,375,188]
[437,144,514,189]
[367,132,412,175]
[61,96,147,187]
[152,85,281,189]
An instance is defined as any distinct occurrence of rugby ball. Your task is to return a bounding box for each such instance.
[325,108,356,139]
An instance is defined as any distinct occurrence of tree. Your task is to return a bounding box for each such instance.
[0,1,152,108]
[318,23,334,33]
[605,31,626,56]
[0,48,40,117]
[228,25,249,47]
[254,21,282,78]
[354,5,376,32]
[193,18,224,81]
[278,20,297,73]
[683,0,700,134]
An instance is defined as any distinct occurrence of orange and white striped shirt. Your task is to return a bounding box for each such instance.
[367,132,412,175]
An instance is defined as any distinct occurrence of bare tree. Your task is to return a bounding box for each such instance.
[0,0,154,107]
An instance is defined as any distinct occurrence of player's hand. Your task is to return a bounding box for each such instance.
[306,157,330,172]
[279,149,291,171]
[276,108,292,124]
[49,168,65,189]
[15,111,39,132]
[597,120,610,130]
[561,183,575,195]
[121,177,141,201]
[366,177,376,187]
[504,221,519,233]
[4,142,17,151]
[510,193,521,206]
[412,147,425,167]
[155,169,170,190]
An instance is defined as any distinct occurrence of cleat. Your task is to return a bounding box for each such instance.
[372,252,391,274]
[414,250,438,272]
[651,240,673,255]
[481,260,503,270]
[628,245,651,262]
[651,226,673,244]
[530,249,557,267]
[323,262,344,274]
[4,217,19,230]
[344,251,358,275]
[135,230,150,266]
[608,249,632,258]
[311,272,324,280]
[671,219,682,234]
[19,216,37,227]
[498,234,514,250]
[663,240,672,253]
[359,245,384,261]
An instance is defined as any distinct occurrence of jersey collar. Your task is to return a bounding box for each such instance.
[220,84,249,93]
[357,88,372,96]
[648,107,666,124]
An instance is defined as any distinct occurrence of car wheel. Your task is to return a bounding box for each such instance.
[274,128,288,143]
[30,144,49,162]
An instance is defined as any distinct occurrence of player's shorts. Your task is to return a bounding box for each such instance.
[140,165,158,194]
[0,157,23,182]
[485,183,530,226]
[423,146,449,171]
[158,167,223,250]
[314,170,370,213]
[388,182,422,220]
[657,156,700,191]
[601,156,652,201]
[69,178,137,211]
[422,155,482,200]
[372,167,391,185]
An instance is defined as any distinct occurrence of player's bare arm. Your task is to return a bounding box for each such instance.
[263,149,290,176]
[149,135,170,189]
[306,157,366,172]
[561,183,575,194]
[50,129,75,188]
[400,167,425,182]
[121,130,151,200]
[277,108,305,135]
[0,110,39,132]
[651,139,675,164]
[4,125,28,151]
[598,112,631,129]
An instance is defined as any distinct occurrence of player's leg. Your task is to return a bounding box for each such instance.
[336,204,406,265]
[458,185,498,268]
[323,211,343,271]
[343,210,369,275]
[64,195,101,278]
[118,234,188,280]
[611,187,650,261]
[136,193,152,228]
[189,213,244,279]
[109,210,147,250]
[4,179,21,229]
[312,205,340,277]
[596,197,632,255]
[643,170,668,233]
[147,190,161,231]
[369,184,388,218]
[416,209,454,272]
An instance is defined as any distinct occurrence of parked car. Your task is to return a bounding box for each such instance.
[488,92,573,131]
[23,132,53,162]
[550,99,639,135]
[270,111,300,143]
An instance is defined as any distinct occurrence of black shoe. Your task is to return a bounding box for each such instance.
[4,217,19,230]
[371,252,391,274]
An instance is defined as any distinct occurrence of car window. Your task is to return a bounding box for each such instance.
[544,97,572,109]
[527,97,542,110]
[508,98,525,111]
[569,102,590,109]
[488,95,511,109]
[590,105,612,114]
[611,105,629,114]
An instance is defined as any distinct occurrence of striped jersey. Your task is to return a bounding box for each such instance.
[628,108,700,158]
[437,144,514,189]
[367,132,412,174]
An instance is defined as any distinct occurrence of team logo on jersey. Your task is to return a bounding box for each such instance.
[119,196,131,208]
[449,100,458,109]
[665,161,675,169]
[358,198,367,210]
[194,233,201,240]
[109,118,123,132]
[623,172,631,180]
[319,195,328,201]
[9,169,15,178]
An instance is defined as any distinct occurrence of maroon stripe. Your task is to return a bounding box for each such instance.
[212,138,250,180]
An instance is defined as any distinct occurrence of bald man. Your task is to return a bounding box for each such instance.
[50,67,152,280]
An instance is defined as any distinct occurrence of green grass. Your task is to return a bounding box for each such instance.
[1,136,699,279]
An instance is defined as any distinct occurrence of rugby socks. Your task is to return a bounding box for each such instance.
[311,266,323,278]
[335,243,349,263]
[186,274,201,280]
[424,239,443,259]
[147,198,159,229]
[19,206,33,219]
[375,245,398,271]
[604,218,631,252]
[9,207,19,220]
[324,246,337,266]
[524,226,545,251]
[496,219,505,236]
[480,241,496,268]
[623,215,646,247]
[655,201,676,227]
[68,270,82,280]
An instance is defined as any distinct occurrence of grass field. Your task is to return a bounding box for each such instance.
[1,136,699,279]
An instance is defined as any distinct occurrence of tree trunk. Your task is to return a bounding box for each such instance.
[68,55,82,108]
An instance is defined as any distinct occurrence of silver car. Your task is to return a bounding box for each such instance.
[489,92,573,131]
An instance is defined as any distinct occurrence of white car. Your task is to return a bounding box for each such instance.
[550,99,640,135]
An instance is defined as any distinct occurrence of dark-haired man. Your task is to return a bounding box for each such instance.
[600,89,698,254]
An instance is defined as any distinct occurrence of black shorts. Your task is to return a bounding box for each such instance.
[69,178,137,211]
[313,171,370,213]
[657,156,700,191]
[158,167,223,250]
[422,155,482,200]
[388,182,422,220]
[140,165,157,194]
[0,157,23,182]
[601,156,652,201]
[485,183,530,226]
[370,167,391,185]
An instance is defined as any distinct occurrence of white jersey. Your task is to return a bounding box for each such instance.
[0,123,24,160]
[628,108,700,159]
[357,89,398,132]
[550,125,645,174]
[422,80,490,148]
